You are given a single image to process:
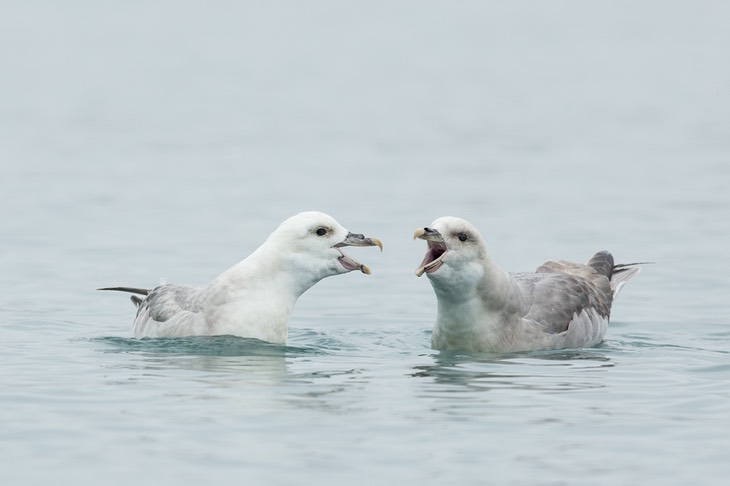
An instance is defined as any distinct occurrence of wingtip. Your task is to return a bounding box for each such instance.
[96,286,150,295]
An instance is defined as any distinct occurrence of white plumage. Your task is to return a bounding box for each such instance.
[100,212,382,343]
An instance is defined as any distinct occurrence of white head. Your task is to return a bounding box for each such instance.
[265,211,383,282]
[413,216,488,294]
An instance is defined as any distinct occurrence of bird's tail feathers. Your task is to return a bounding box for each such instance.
[610,262,651,298]
[97,286,150,308]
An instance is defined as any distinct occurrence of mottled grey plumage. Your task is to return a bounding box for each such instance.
[415,218,643,353]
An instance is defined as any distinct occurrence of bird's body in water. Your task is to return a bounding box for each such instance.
[100,212,382,343]
[414,217,643,353]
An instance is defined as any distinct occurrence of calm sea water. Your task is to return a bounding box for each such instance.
[2,1,730,485]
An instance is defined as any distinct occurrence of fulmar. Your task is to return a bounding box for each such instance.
[100,211,382,343]
[414,216,643,353]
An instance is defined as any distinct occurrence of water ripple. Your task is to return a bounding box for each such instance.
[89,335,318,357]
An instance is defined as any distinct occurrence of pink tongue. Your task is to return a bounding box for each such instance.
[338,254,362,271]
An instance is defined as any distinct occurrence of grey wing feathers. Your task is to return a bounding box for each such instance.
[98,284,204,322]
[519,272,612,334]
[517,251,616,334]
[525,251,644,335]
[587,251,614,278]
[138,284,204,323]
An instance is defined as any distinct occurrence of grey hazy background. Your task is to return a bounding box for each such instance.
[1,1,729,485]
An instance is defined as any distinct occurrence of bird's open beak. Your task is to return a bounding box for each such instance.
[334,232,383,274]
[414,227,448,277]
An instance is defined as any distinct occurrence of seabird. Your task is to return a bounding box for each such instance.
[414,216,643,353]
[100,211,382,343]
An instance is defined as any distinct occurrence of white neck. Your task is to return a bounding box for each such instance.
[430,259,521,352]
[201,243,327,343]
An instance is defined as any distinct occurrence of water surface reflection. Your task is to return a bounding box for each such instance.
[411,347,614,393]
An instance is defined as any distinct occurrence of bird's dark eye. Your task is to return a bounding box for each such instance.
[458,233,468,242]
[316,227,327,236]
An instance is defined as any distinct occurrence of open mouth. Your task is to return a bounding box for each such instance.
[337,249,372,274]
[414,227,447,277]
[416,240,448,277]
[334,232,383,274]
